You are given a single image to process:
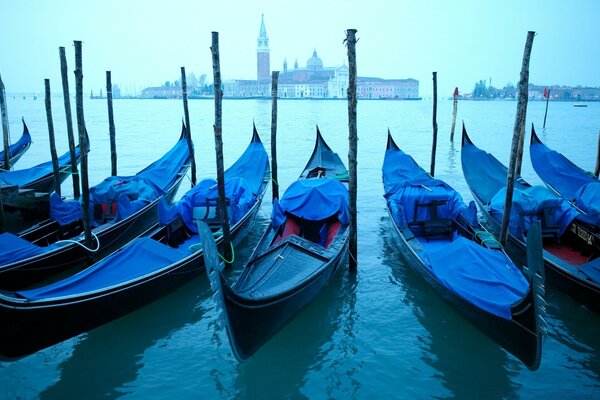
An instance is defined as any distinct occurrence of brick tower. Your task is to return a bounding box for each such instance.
[257,14,270,84]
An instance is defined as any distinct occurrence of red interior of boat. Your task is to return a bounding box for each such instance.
[272,217,341,248]
[544,242,589,266]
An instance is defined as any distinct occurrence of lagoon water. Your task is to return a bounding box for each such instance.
[1,97,599,399]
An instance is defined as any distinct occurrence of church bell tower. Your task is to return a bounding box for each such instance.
[257,14,270,84]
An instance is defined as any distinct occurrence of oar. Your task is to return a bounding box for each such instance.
[197,220,223,295]
[523,221,547,338]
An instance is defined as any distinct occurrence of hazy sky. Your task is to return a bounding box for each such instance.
[1,0,599,97]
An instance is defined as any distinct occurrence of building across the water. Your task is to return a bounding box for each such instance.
[223,16,419,100]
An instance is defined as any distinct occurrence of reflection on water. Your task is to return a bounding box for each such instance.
[39,278,212,399]
[379,219,520,399]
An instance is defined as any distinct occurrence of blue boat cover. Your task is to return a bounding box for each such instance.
[489,185,580,239]
[0,233,47,265]
[531,137,600,224]
[0,128,32,164]
[384,143,526,320]
[271,178,349,227]
[50,136,189,226]
[0,147,79,187]
[425,236,529,319]
[578,257,600,285]
[159,137,268,232]
[461,141,528,203]
[17,237,189,300]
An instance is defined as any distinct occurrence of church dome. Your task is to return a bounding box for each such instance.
[306,49,323,70]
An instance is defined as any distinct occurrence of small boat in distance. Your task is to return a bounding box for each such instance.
[207,127,350,361]
[573,104,588,107]
[462,124,600,315]
[0,119,33,170]
[383,131,544,370]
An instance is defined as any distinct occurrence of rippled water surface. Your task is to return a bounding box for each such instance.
[1,98,599,399]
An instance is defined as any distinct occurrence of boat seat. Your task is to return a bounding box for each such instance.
[410,200,453,241]
[194,197,230,228]
[299,218,325,243]
[166,214,187,247]
[272,217,302,246]
[540,206,561,241]
[93,202,117,223]
[320,220,341,248]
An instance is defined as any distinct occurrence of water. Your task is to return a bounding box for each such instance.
[1,98,599,399]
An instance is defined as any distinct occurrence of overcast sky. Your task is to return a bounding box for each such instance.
[1,0,599,97]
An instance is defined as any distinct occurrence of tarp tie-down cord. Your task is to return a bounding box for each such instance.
[55,231,101,252]
[474,231,503,250]
[59,165,79,175]
[188,237,235,264]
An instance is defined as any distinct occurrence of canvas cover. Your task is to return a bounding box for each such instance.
[578,257,600,285]
[17,237,188,300]
[271,178,349,227]
[159,137,268,232]
[426,236,529,319]
[49,136,189,226]
[0,147,79,187]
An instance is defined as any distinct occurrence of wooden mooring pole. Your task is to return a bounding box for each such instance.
[44,79,61,196]
[180,66,196,186]
[595,129,600,178]
[450,87,458,142]
[106,71,117,176]
[430,72,438,177]
[211,32,232,264]
[74,40,93,248]
[515,117,526,176]
[345,28,358,271]
[543,88,550,129]
[0,74,10,171]
[500,31,535,247]
[59,46,80,198]
[271,71,279,201]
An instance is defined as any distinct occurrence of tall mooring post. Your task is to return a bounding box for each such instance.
[345,28,358,271]
[543,88,550,129]
[180,66,196,186]
[106,71,117,176]
[73,40,93,247]
[500,31,535,247]
[0,74,10,171]
[430,72,438,176]
[44,79,61,196]
[450,87,458,142]
[271,71,280,201]
[211,32,232,264]
[595,129,600,178]
[59,46,80,198]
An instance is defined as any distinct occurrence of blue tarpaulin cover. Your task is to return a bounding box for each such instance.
[425,236,529,319]
[159,136,268,232]
[579,258,600,285]
[17,237,188,300]
[0,128,31,163]
[0,147,79,187]
[384,142,527,320]
[49,136,189,226]
[0,233,47,265]
[271,178,349,227]
[489,186,580,239]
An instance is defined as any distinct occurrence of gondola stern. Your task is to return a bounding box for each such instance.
[386,129,399,151]
[530,123,542,146]
[22,118,31,138]
[461,121,473,147]
[179,119,188,140]
[251,122,262,143]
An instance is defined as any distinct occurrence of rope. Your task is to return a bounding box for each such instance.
[219,241,235,264]
[270,177,278,185]
[349,246,358,265]
[55,231,101,252]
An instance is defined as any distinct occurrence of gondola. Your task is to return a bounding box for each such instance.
[530,125,600,227]
[0,124,192,290]
[461,124,600,314]
[0,126,269,359]
[203,127,350,361]
[0,119,33,170]
[383,131,544,370]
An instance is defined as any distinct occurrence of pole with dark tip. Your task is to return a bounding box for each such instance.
[450,87,458,141]
[0,74,10,171]
[59,46,80,198]
[180,66,196,186]
[74,40,92,248]
[543,89,550,129]
[44,79,61,196]
[345,28,358,271]
[430,72,438,176]
[500,31,535,247]
[211,32,232,263]
[595,129,600,178]
[271,70,279,201]
[106,71,117,176]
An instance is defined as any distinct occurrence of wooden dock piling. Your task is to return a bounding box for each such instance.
[595,129,600,178]
[106,71,117,176]
[73,40,93,248]
[59,46,80,198]
[0,74,10,171]
[430,72,438,177]
[44,79,61,196]
[271,71,279,201]
[543,88,550,129]
[180,66,196,186]
[500,31,535,247]
[211,32,232,263]
[450,87,458,142]
[345,28,358,271]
